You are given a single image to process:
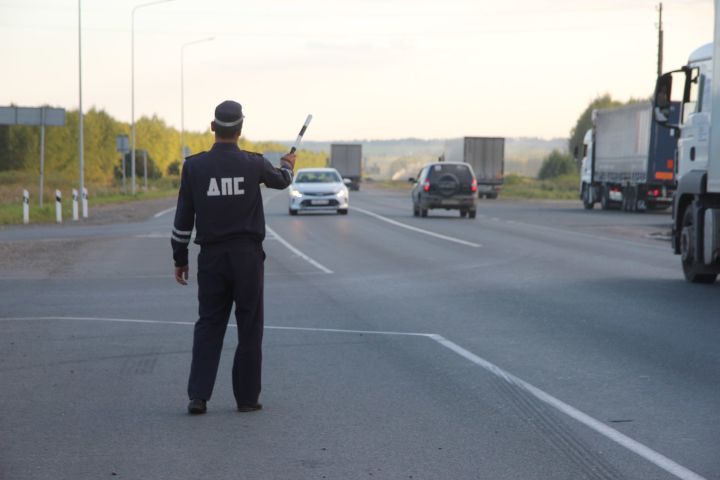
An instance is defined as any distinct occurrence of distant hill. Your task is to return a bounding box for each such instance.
[278,137,567,179]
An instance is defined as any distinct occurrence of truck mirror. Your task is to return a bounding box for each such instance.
[654,73,672,110]
[653,70,686,135]
[408,177,416,183]
[573,145,579,160]
[653,73,673,127]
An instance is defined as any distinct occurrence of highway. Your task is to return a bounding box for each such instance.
[1,187,719,480]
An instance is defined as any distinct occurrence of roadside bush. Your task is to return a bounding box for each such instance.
[537,150,576,180]
[166,160,181,176]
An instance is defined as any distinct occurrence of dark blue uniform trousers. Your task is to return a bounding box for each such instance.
[188,239,264,405]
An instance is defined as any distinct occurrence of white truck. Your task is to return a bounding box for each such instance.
[579,102,678,211]
[652,1,720,283]
[444,137,504,199]
[330,144,362,191]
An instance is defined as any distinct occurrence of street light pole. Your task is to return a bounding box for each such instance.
[131,0,174,195]
[78,0,84,214]
[181,37,214,162]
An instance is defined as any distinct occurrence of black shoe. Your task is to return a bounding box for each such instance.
[188,399,207,414]
[237,403,262,412]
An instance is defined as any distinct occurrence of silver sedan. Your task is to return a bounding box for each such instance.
[288,168,350,215]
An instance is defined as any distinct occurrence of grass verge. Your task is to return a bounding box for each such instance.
[0,175,179,226]
[367,174,580,201]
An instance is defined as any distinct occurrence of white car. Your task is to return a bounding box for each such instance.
[288,168,350,215]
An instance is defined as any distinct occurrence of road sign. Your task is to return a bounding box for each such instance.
[0,106,67,208]
[0,106,66,126]
[116,135,130,153]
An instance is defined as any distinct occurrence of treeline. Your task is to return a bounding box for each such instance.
[0,107,327,184]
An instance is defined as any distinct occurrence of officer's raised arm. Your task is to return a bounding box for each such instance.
[171,162,195,284]
[262,152,295,189]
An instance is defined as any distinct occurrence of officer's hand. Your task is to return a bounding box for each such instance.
[175,265,189,285]
[281,153,296,170]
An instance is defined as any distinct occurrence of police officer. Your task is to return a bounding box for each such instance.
[171,100,295,415]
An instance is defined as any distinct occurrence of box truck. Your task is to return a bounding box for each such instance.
[579,101,678,211]
[444,137,504,199]
[652,4,720,283]
[330,144,362,191]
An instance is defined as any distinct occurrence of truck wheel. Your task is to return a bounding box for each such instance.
[582,184,594,210]
[629,187,640,213]
[680,208,718,284]
[468,209,477,219]
[460,209,467,218]
[600,186,611,210]
[488,193,498,199]
[421,208,428,218]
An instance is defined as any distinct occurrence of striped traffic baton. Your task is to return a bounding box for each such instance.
[289,115,313,154]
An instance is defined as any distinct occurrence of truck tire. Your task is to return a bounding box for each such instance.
[460,209,467,218]
[680,208,718,284]
[468,209,477,219]
[421,208,428,218]
[582,184,594,210]
[600,186,611,210]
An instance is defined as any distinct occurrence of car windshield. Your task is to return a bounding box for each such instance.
[295,171,341,183]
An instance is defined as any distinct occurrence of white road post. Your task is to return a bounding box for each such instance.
[22,189,29,224]
[82,187,88,218]
[72,189,79,221]
[55,190,62,224]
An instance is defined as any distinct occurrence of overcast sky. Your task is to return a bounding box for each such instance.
[0,0,713,141]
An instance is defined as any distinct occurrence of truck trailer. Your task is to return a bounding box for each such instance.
[579,101,678,211]
[652,2,720,283]
[330,144,362,191]
[444,137,504,199]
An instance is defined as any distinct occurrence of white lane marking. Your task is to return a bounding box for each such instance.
[153,207,176,218]
[1,315,705,480]
[137,233,171,238]
[428,334,707,480]
[351,206,482,248]
[266,325,428,337]
[265,225,333,274]
[0,316,422,337]
[263,188,334,274]
[0,316,195,326]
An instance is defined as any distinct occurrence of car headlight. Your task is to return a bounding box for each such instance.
[290,189,303,198]
[335,189,347,197]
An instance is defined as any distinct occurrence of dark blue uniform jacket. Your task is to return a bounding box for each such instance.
[171,143,293,267]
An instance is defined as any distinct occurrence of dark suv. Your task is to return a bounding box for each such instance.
[410,162,477,218]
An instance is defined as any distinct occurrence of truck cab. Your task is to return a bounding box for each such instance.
[677,44,713,181]
[654,42,720,282]
[579,129,594,208]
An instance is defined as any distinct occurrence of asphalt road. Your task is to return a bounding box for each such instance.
[1,188,718,480]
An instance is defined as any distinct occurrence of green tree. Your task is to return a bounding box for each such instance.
[117,150,162,180]
[568,94,622,158]
[538,150,575,179]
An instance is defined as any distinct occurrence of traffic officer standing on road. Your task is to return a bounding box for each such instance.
[171,100,295,415]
